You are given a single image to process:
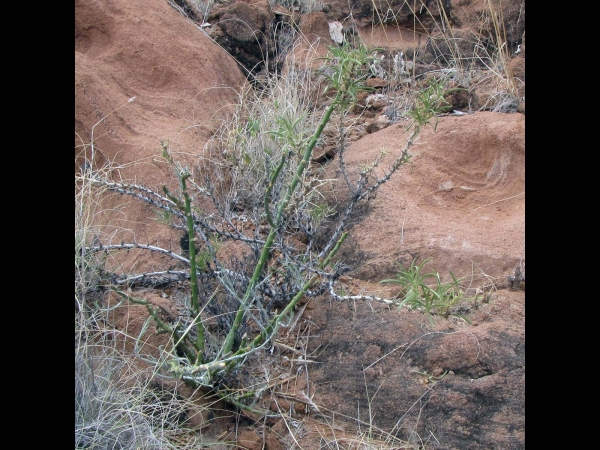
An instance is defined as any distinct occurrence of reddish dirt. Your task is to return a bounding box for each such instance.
[320,111,525,285]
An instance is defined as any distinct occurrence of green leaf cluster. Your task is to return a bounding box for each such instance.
[379,257,464,323]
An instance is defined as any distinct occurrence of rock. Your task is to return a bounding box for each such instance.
[235,429,263,450]
[366,114,391,133]
[208,0,275,75]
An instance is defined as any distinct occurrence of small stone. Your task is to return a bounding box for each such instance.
[439,181,454,191]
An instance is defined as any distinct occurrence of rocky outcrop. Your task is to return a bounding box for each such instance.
[207,0,277,76]
[305,287,525,449]
[75,0,246,183]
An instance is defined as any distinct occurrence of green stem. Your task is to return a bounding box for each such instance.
[180,173,205,362]
[264,150,289,228]
[225,232,348,370]
[220,93,342,356]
